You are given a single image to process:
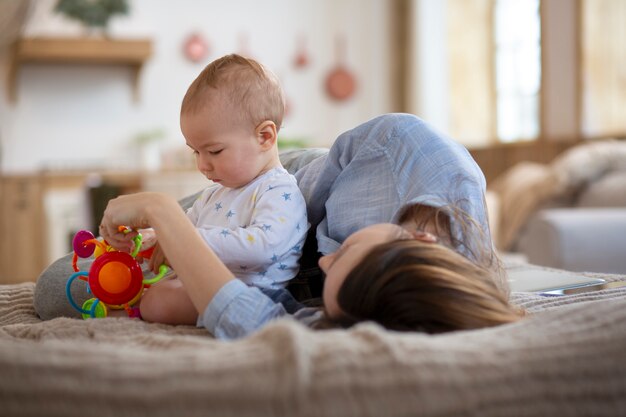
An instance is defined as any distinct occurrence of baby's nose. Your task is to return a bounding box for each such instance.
[198,157,213,172]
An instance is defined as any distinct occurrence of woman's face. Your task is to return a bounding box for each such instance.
[318,223,413,319]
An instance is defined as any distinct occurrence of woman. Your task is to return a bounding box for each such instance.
[99,114,522,339]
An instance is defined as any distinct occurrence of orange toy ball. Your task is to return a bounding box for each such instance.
[99,262,132,294]
[89,251,143,306]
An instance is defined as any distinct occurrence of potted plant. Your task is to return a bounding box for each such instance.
[54,0,129,36]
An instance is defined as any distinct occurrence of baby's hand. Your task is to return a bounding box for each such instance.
[138,228,157,250]
[148,242,169,275]
[100,224,137,253]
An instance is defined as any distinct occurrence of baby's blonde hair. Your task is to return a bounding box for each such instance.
[181,54,285,132]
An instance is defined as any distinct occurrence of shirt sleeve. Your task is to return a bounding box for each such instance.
[198,279,324,340]
[198,279,288,340]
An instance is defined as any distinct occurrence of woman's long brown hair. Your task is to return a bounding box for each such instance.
[322,239,523,333]
[316,240,524,333]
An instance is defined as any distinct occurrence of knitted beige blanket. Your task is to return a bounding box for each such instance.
[2,269,626,417]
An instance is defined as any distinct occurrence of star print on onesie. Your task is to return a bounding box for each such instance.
[185,167,309,289]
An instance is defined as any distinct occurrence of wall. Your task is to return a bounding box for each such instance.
[407,0,449,135]
[540,0,580,141]
[0,0,394,173]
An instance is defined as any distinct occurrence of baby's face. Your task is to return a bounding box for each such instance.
[181,104,272,188]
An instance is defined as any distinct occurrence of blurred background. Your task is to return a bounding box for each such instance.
[1,0,625,282]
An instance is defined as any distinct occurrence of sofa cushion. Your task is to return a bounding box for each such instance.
[577,171,626,208]
[516,208,626,274]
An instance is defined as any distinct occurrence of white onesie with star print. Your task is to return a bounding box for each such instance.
[185,167,309,289]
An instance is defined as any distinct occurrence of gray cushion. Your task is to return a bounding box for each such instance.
[517,208,626,274]
[577,171,626,208]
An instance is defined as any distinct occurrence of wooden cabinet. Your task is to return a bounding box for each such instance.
[0,176,46,284]
[0,172,142,285]
[7,37,152,102]
[0,170,207,284]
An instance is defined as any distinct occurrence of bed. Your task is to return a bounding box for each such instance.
[1,262,626,417]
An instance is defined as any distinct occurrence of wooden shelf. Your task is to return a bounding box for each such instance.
[7,37,153,102]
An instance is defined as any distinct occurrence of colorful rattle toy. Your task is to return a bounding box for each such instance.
[66,227,168,319]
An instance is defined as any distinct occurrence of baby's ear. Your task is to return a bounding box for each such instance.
[256,121,277,150]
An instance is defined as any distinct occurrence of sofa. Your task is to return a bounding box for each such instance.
[489,140,626,274]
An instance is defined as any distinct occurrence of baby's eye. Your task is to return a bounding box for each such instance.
[209,149,223,155]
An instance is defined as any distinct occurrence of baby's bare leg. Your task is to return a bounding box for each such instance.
[140,277,198,325]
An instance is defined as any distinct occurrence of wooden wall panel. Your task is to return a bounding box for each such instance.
[0,176,46,284]
[470,140,580,184]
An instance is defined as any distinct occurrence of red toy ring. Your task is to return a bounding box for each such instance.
[88,251,144,306]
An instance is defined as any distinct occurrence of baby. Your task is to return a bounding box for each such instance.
[139,54,309,325]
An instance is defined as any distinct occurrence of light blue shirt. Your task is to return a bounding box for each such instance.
[198,113,490,340]
[198,279,322,340]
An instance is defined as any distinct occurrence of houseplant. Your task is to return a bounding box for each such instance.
[54,0,128,35]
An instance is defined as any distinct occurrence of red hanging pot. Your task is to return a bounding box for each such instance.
[325,35,357,101]
[293,34,310,69]
[183,32,209,63]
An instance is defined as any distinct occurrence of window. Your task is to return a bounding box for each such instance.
[446,0,495,147]
[494,0,541,142]
[581,0,626,137]
[409,0,542,146]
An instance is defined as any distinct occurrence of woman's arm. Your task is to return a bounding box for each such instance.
[100,192,236,316]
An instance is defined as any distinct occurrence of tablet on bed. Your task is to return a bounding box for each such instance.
[507,265,606,293]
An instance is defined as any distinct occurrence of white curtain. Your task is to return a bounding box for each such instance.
[582,0,626,137]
